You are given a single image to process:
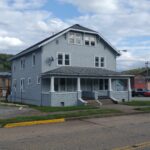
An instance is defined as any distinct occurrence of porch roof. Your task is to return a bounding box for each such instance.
[42,66,132,78]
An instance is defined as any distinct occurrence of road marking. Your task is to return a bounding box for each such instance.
[113,141,150,150]
[4,118,65,128]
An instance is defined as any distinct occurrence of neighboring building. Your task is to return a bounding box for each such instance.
[0,72,11,98]
[132,70,150,90]
[9,24,132,106]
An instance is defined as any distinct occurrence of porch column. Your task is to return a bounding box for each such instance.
[128,78,131,91]
[108,78,112,91]
[77,77,81,92]
[50,76,55,92]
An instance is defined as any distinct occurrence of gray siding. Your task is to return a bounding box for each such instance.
[10,49,42,104]
[42,32,117,73]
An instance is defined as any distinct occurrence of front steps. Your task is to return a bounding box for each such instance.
[86,100,101,107]
[86,97,118,106]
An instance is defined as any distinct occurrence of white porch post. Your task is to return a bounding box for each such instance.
[50,76,55,92]
[77,77,81,92]
[128,78,131,91]
[108,78,112,91]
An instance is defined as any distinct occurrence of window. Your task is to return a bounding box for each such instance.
[75,33,82,45]
[21,59,25,69]
[13,79,17,89]
[95,57,99,67]
[57,53,70,66]
[20,78,25,91]
[85,36,90,45]
[37,76,41,84]
[65,54,70,65]
[94,56,105,68]
[99,79,103,90]
[28,77,31,85]
[58,53,63,65]
[90,36,95,46]
[100,57,105,67]
[69,32,82,45]
[54,78,77,92]
[69,33,75,44]
[99,79,108,90]
[85,35,96,46]
[32,54,36,66]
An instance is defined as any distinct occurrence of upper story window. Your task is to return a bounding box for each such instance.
[95,56,105,68]
[58,53,63,65]
[20,59,25,69]
[95,57,99,67]
[65,54,70,65]
[57,53,70,66]
[37,76,41,84]
[68,32,82,45]
[32,54,36,66]
[100,57,105,67]
[85,35,96,46]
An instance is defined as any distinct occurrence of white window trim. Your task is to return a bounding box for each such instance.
[37,76,41,84]
[84,35,96,47]
[20,58,25,70]
[57,52,71,66]
[100,56,106,68]
[68,32,82,45]
[94,56,106,68]
[28,77,31,85]
[57,52,63,66]
[32,53,36,67]
[13,79,17,89]
[94,56,99,68]
[20,78,25,92]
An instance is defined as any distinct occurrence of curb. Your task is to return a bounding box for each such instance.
[4,118,65,128]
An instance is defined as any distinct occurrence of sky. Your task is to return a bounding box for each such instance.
[0,0,150,71]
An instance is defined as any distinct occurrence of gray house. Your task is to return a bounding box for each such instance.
[9,24,132,106]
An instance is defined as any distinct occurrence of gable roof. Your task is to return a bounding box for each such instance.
[42,66,132,77]
[9,24,120,61]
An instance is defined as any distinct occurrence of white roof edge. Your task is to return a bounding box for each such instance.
[38,28,120,55]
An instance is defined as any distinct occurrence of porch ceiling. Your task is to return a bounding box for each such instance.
[42,66,133,78]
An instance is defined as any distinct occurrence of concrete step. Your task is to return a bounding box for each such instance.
[99,99,115,105]
[86,100,101,107]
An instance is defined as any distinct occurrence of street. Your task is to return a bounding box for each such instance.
[0,114,150,150]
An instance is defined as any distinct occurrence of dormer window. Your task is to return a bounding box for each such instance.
[69,32,82,45]
[85,35,96,46]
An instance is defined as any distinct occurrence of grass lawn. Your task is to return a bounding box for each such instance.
[0,108,121,127]
[134,107,150,112]
[31,105,99,112]
[124,101,150,106]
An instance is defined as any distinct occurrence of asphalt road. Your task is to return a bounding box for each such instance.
[0,114,150,150]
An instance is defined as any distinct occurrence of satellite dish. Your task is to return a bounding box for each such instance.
[46,57,54,66]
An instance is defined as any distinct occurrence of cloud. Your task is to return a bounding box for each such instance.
[0,0,69,54]
[62,0,150,70]
[60,0,119,14]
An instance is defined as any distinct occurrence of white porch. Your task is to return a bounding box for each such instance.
[41,76,131,106]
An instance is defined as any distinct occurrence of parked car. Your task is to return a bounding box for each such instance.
[132,89,146,97]
[144,90,150,97]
